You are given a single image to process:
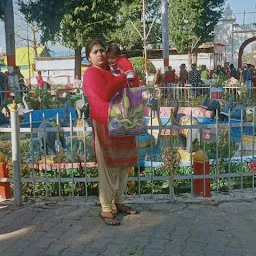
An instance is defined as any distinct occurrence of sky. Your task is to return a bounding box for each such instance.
[228,0,256,24]
[0,0,256,53]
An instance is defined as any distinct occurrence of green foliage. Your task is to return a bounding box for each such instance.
[107,0,162,50]
[0,136,11,158]
[168,0,225,53]
[19,0,132,48]
[21,167,99,198]
[0,0,8,20]
[194,128,239,173]
[239,83,253,106]
[39,90,54,109]
[183,95,205,107]
[129,57,156,80]
[18,0,64,43]
[18,0,133,77]
[213,73,227,88]
[160,132,181,199]
[243,43,256,66]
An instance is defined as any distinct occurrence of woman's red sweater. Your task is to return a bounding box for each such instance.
[83,66,126,124]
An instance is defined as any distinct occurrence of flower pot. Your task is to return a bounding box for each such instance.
[210,87,224,100]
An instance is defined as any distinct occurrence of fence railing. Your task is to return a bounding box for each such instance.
[0,100,256,206]
[1,81,255,109]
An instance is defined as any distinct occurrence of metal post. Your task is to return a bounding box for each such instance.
[161,0,169,73]
[10,101,22,206]
[253,108,255,193]
[190,110,193,195]
[240,111,243,189]
[3,0,16,73]
[216,111,219,194]
[231,25,234,65]
[228,109,231,193]
[142,0,148,84]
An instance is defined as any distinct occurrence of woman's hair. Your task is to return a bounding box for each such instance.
[85,39,106,59]
[107,44,121,56]
[153,69,162,85]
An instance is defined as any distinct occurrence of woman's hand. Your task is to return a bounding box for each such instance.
[117,65,125,75]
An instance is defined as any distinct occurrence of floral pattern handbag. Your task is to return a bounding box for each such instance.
[108,86,147,136]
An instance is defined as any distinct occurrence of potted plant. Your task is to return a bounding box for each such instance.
[211,73,227,99]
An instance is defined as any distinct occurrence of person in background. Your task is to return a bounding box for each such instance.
[179,64,188,86]
[173,69,179,83]
[243,64,253,98]
[36,71,44,90]
[83,39,139,226]
[200,65,209,80]
[188,63,201,96]
[224,62,231,79]
[178,64,188,97]
[73,75,82,93]
[0,68,7,105]
[162,66,176,99]
[237,67,243,84]
[163,66,176,86]
[229,63,237,79]
[214,65,225,77]
[14,66,26,96]
[152,68,162,98]
[107,44,139,87]
[251,65,256,88]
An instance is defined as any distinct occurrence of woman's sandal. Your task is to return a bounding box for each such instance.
[116,204,139,215]
[100,213,120,226]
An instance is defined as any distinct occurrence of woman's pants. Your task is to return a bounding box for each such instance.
[94,123,129,213]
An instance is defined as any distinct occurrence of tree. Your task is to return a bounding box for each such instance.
[108,0,162,51]
[243,43,256,66]
[168,0,225,64]
[18,0,131,78]
[0,0,7,20]
[129,56,156,80]
[13,3,40,57]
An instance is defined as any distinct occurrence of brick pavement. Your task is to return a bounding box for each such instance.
[0,198,256,256]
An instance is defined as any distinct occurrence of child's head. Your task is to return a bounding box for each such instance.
[107,44,122,65]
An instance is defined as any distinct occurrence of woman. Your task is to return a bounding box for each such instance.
[229,64,237,79]
[200,65,209,80]
[83,40,139,226]
[179,64,188,97]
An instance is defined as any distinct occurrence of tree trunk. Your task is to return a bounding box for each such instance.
[188,50,192,71]
[192,49,198,65]
[31,23,38,58]
[75,47,82,79]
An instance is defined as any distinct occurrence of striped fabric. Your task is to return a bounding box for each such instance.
[92,120,138,168]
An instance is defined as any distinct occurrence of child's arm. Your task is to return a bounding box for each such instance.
[118,57,136,86]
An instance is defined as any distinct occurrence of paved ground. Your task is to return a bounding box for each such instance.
[0,197,256,256]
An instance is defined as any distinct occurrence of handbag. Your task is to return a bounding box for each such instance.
[108,86,147,136]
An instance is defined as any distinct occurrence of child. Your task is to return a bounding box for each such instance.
[36,71,44,90]
[107,44,140,87]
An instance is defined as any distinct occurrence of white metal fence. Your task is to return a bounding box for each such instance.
[0,97,256,206]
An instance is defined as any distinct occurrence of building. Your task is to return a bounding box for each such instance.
[214,4,256,68]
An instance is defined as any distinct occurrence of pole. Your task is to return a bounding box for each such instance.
[27,22,31,86]
[161,0,169,72]
[10,101,22,206]
[142,0,148,84]
[231,25,234,65]
[3,0,16,73]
